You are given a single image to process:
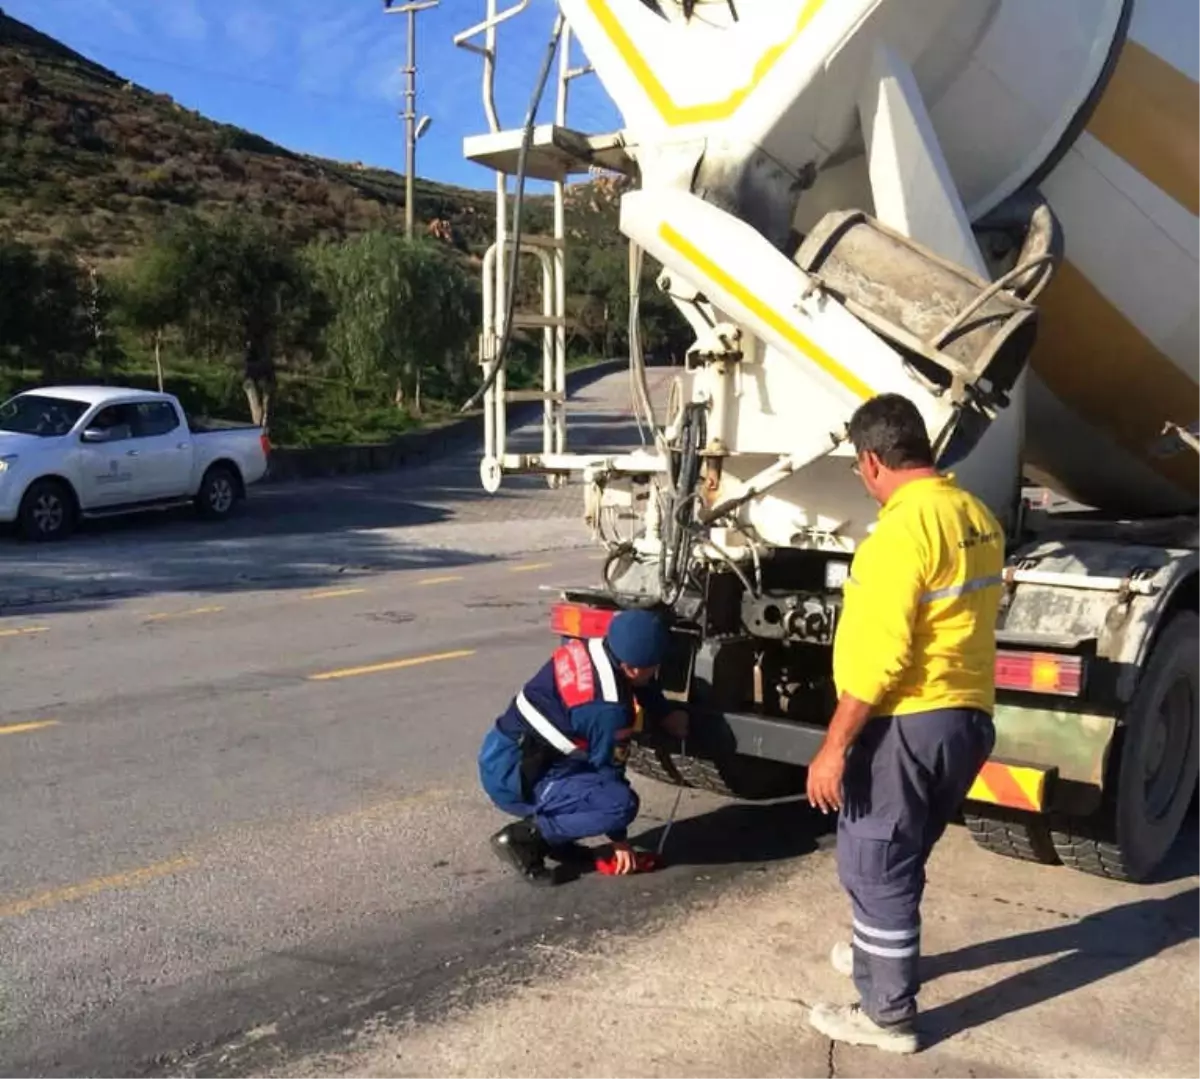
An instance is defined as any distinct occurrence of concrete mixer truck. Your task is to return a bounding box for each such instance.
[453,0,1198,883]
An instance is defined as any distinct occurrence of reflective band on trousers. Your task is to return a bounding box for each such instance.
[919,574,1003,604]
[853,917,920,958]
[515,691,583,758]
[854,936,919,959]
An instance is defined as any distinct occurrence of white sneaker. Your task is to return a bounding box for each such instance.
[830,940,853,977]
[809,1002,919,1055]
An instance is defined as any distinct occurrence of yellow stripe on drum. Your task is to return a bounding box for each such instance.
[583,0,826,127]
[1030,260,1199,496]
[1086,40,1200,216]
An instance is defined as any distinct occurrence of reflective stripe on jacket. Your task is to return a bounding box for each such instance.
[832,473,1005,716]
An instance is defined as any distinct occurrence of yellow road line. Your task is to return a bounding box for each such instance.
[509,562,552,573]
[302,587,368,600]
[0,856,196,920]
[0,720,58,737]
[144,605,225,623]
[417,575,464,586]
[0,625,48,639]
[307,649,475,682]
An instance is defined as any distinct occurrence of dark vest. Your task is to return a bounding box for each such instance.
[495,637,627,786]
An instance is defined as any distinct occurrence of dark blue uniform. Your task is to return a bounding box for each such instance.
[478,635,668,845]
[838,707,995,1026]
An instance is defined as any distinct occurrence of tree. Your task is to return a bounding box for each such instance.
[562,174,690,362]
[0,237,90,379]
[306,231,476,415]
[120,214,328,430]
[112,244,188,390]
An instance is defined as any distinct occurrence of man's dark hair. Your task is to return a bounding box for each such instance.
[847,393,935,470]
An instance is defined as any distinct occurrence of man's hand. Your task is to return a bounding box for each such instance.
[661,709,689,740]
[806,693,875,814]
[806,740,846,814]
[610,840,636,875]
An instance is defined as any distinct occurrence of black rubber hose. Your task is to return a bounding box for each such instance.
[459,14,565,414]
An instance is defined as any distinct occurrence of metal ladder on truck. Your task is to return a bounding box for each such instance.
[454,1,639,493]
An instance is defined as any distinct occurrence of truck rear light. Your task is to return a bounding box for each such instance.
[550,602,615,639]
[995,650,1084,696]
[260,433,272,456]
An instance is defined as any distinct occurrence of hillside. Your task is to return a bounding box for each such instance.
[0,9,531,263]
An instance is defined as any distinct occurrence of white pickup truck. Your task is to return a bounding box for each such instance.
[0,386,270,540]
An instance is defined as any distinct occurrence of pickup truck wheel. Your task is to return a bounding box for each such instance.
[196,464,239,521]
[627,741,807,801]
[1052,611,1198,882]
[18,478,76,542]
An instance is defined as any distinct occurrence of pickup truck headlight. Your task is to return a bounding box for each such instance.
[0,454,17,473]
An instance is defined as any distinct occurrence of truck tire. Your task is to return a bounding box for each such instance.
[1052,611,1198,882]
[17,478,76,542]
[964,809,1060,865]
[627,741,807,801]
[195,463,240,521]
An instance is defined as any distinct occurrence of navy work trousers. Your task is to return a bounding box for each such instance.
[837,707,995,1026]
[493,765,640,846]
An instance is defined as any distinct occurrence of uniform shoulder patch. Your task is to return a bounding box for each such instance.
[553,639,596,708]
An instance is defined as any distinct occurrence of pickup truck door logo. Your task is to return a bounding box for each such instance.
[95,458,133,485]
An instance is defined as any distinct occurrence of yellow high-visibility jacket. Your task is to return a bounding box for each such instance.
[832,474,1005,717]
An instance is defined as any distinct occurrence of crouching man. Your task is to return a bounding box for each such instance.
[478,609,688,884]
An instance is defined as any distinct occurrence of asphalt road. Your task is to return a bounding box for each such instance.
[2,545,835,1077]
[0,367,1194,1077]
[0,370,667,613]
[0,366,833,1076]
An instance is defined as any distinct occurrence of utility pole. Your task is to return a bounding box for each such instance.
[385,0,438,240]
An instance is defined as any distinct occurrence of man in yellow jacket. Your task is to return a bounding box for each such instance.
[806,394,1004,1055]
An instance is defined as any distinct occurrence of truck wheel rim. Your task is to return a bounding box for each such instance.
[33,493,63,533]
[209,477,234,513]
[1144,677,1193,822]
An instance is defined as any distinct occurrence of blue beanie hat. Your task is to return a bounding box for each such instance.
[605,609,669,668]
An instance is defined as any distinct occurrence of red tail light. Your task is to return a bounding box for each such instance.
[995,650,1084,696]
[260,433,272,457]
[550,602,615,639]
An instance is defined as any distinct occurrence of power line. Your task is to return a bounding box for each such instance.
[18,31,400,115]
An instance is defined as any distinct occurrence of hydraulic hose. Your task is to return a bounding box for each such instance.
[460,12,565,414]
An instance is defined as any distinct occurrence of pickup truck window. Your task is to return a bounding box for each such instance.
[0,394,89,437]
[88,404,139,442]
[131,401,180,438]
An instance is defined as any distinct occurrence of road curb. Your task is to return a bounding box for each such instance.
[262,359,627,484]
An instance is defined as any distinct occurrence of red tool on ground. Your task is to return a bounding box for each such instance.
[594,849,663,875]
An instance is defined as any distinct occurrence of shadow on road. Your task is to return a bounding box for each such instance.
[920,883,1198,1045]
[552,797,835,883]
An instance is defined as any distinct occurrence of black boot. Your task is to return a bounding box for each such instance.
[490,818,555,886]
[546,840,593,865]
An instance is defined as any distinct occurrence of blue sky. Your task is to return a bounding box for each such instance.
[7,0,623,190]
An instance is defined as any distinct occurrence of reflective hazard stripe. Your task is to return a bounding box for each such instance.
[919,574,1003,604]
[587,637,620,702]
[515,691,583,758]
[967,760,1049,812]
